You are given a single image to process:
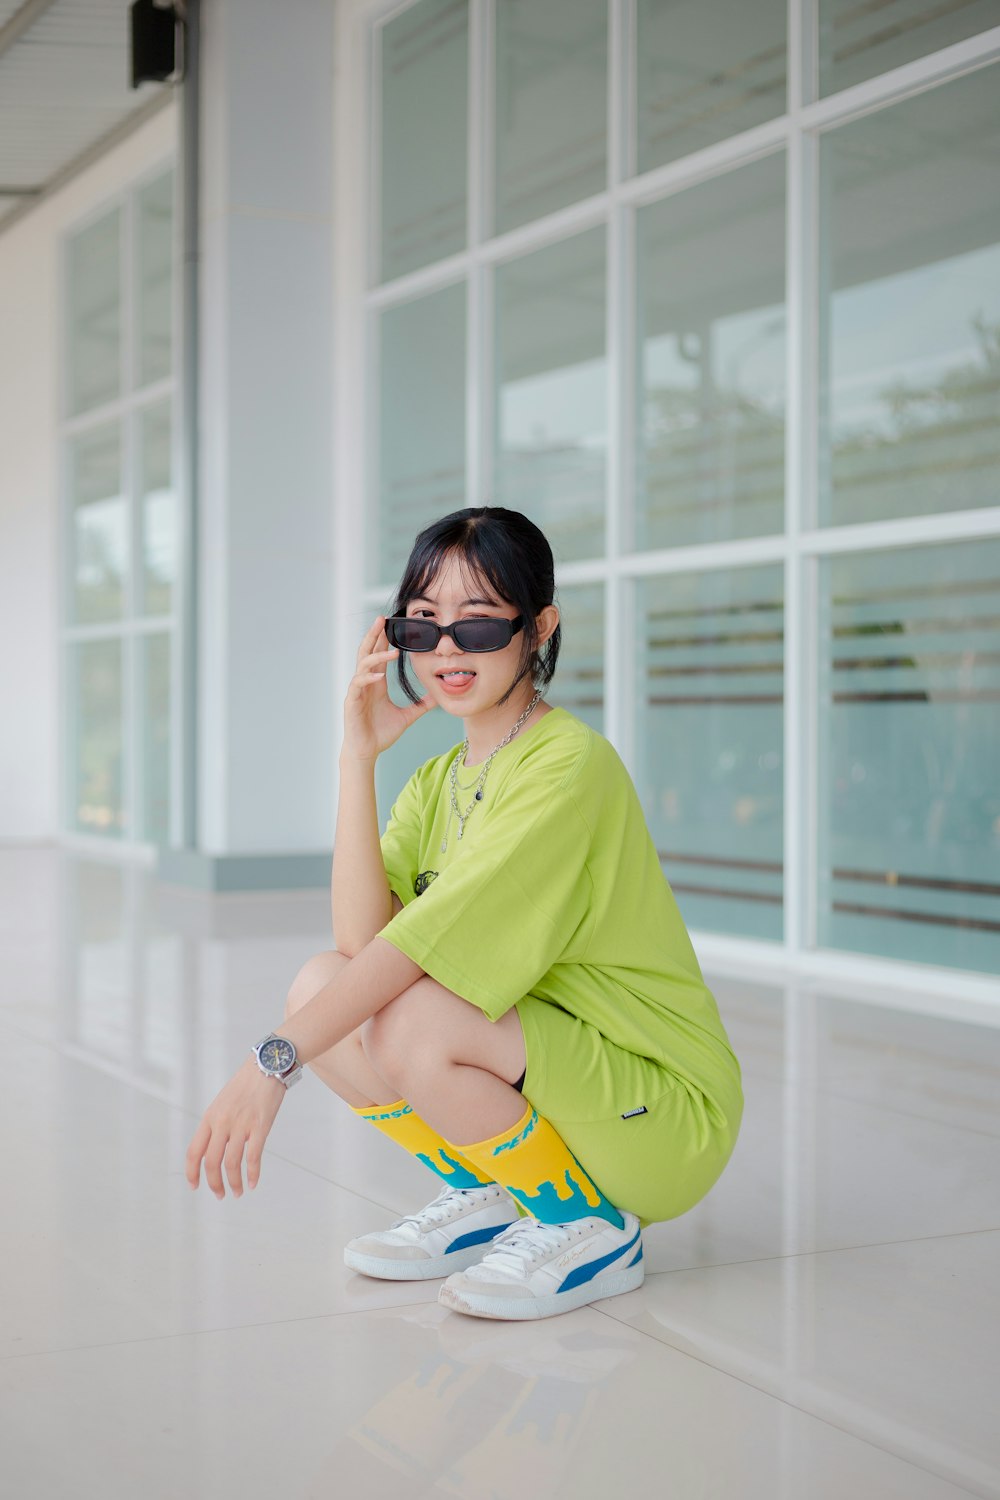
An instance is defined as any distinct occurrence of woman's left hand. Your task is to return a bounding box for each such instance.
[185,1056,285,1198]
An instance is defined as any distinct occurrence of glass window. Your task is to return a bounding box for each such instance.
[67,209,121,416]
[819,66,1000,527]
[136,171,174,387]
[494,0,607,236]
[68,422,126,626]
[141,633,172,844]
[373,282,466,587]
[635,0,786,178]
[494,226,606,563]
[635,153,786,551]
[379,0,468,283]
[138,400,176,617]
[68,640,125,839]
[818,540,1000,974]
[547,583,605,734]
[635,566,784,939]
[819,0,1000,98]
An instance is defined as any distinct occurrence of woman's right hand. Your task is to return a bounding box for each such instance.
[342,616,433,763]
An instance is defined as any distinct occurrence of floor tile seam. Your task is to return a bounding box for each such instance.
[0,1298,436,1366]
[588,1305,986,1499]
[639,1222,1000,1276]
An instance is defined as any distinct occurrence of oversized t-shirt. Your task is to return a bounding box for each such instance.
[377,705,740,1109]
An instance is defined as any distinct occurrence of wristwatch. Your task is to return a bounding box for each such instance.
[252,1032,303,1088]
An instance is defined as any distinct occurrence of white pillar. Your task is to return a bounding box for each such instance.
[160,0,335,892]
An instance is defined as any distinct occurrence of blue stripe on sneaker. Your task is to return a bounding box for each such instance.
[557,1227,641,1292]
[627,1245,643,1268]
[445,1221,516,1254]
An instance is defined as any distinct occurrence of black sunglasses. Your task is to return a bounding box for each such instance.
[386,614,524,653]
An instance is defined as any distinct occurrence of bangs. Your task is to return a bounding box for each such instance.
[401,533,514,611]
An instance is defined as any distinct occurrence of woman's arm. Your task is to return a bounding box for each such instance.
[332,753,397,955]
[333,614,429,951]
[277,934,422,1063]
[185,935,424,1197]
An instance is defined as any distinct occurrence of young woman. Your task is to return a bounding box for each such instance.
[186,506,743,1321]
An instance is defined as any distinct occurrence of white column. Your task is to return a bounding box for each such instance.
[162,0,335,891]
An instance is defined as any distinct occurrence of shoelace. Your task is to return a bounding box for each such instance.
[391,1184,498,1235]
[478,1217,583,1276]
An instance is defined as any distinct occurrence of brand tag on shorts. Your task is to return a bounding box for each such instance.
[622,1105,648,1119]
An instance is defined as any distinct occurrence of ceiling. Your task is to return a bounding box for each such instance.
[0,0,174,234]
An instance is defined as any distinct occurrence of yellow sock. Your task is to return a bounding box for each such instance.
[352,1100,494,1190]
[456,1105,624,1228]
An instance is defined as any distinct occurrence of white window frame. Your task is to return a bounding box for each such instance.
[58,155,181,863]
[332,0,1000,1011]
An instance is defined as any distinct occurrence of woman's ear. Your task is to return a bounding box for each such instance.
[536,604,560,648]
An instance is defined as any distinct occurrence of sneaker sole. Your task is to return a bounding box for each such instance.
[438,1260,645,1319]
[343,1240,498,1281]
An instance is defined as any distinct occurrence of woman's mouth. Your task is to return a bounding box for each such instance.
[436,670,477,695]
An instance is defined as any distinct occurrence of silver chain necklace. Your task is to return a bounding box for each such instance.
[441,691,542,853]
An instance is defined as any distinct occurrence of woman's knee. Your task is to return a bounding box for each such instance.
[284,948,351,1019]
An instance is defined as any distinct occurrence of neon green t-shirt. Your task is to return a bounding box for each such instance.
[377,705,740,1111]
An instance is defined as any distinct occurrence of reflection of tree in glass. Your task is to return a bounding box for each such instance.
[831,315,1000,521]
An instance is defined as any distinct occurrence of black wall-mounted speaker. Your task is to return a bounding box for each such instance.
[130,0,178,88]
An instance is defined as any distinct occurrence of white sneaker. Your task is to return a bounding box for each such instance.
[343,1183,519,1281]
[438,1212,644,1319]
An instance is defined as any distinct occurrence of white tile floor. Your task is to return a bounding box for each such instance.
[2,846,999,1499]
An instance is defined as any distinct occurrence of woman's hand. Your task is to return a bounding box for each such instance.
[342,615,433,763]
[185,1056,286,1198]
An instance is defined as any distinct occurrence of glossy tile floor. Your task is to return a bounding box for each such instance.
[2,846,999,1499]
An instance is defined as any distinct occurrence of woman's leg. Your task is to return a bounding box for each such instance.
[361,973,528,1143]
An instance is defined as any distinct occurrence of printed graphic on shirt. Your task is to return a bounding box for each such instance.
[414,870,439,896]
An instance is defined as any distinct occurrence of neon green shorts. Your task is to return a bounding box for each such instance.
[515,994,743,1228]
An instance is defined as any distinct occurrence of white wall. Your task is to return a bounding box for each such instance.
[0,102,179,843]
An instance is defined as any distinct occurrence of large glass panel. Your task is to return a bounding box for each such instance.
[69,640,125,839]
[547,583,605,734]
[818,540,1000,975]
[138,400,176,617]
[819,0,1000,98]
[635,153,785,550]
[819,67,1000,527]
[636,0,786,178]
[373,282,466,586]
[141,633,171,843]
[136,171,174,387]
[379,0,468,283]
[67,208,121,416]
[635,566,784,939]
[68,422,126,625]
[494,227,606,564]
[494,0,607,236]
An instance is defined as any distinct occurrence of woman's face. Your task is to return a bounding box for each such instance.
[402,552,551,718]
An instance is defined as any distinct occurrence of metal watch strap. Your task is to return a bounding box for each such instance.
[252,1032,303,1088]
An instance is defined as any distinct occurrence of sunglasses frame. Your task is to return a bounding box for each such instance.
[386,613,525,653]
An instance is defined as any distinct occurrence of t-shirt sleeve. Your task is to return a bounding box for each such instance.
[377,776,593,1021]
[379,770,423,910]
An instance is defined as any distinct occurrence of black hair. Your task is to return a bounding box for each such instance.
[387,506,561,709]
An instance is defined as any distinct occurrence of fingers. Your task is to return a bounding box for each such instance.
[356,615,393,665]
[224,1135,249,1199]
[185,1119,211,1188]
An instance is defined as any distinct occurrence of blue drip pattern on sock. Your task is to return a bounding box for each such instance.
[416,1148,490,1190]
[506,1167,625,1230]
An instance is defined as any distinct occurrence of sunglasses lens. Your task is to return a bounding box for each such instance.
[454,619,511,651]
[388,617,437,651]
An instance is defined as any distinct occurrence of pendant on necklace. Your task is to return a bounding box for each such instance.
[440,837,447,853]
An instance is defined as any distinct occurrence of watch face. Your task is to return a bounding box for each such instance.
[259,1037,295,1074]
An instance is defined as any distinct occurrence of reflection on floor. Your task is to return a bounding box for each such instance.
[1,847,998,1499]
